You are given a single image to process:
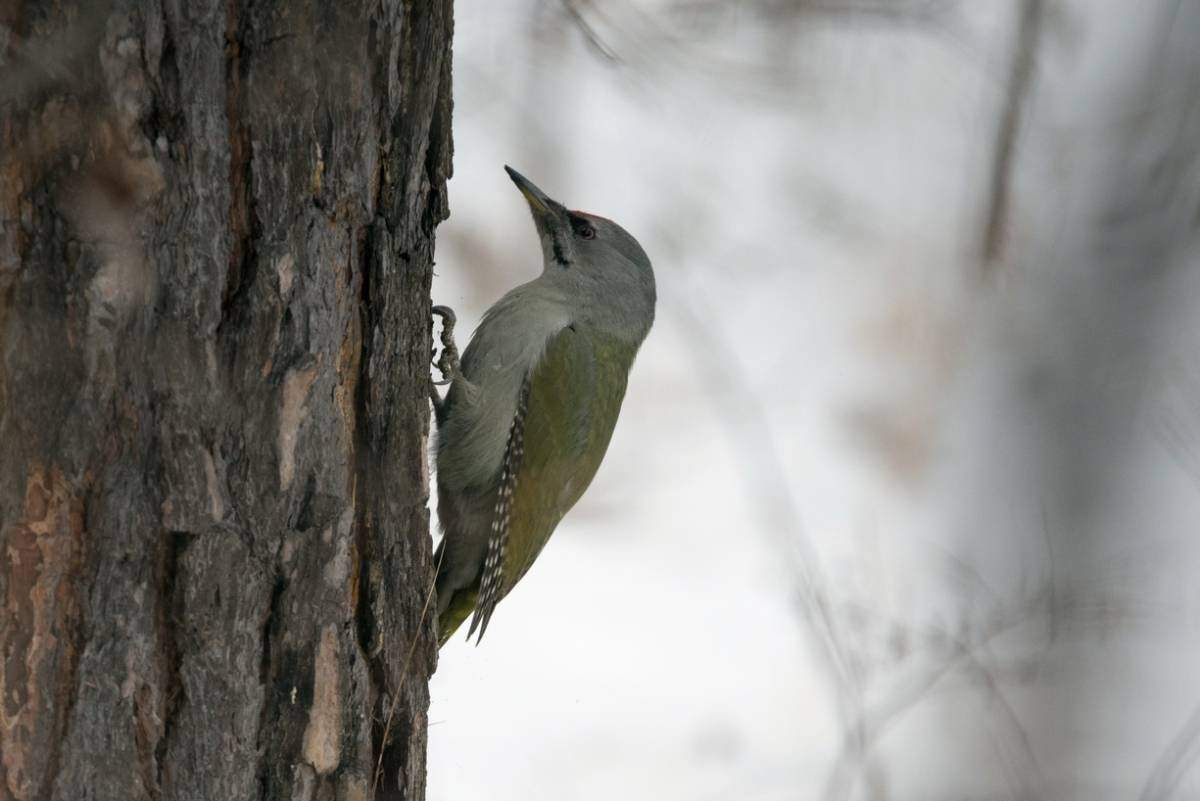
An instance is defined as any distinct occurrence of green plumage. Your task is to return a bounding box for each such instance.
[436,325,637,645]
[432,166,655,647]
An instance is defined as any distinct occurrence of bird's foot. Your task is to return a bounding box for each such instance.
[431,305,462,386]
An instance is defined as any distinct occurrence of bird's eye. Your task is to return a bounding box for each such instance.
[578,224,595,240]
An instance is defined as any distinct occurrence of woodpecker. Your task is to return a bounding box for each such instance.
[431,166,656,646]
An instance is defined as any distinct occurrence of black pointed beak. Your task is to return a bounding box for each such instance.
[504,165,558,217]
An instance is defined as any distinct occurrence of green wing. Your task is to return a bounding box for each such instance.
[468,324,635,640]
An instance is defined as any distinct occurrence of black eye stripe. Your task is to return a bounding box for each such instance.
[552,235,570,267]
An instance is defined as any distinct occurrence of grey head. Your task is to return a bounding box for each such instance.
[505,165,656,343]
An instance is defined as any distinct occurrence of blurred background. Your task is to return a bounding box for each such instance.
[428,1,1200,800]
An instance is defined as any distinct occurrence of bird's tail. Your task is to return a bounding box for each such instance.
[434,587,475,652]
[433,537,479,648]
[436,584,478,648]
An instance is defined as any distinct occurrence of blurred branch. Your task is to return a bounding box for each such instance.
[552,0,963,91]
[980,0,1044,274]
[657,232,867,750]
[669,0,954,25]
[671,269,1065,801]
[960,646,1044,800]
[560,0,621,63]
[1140,701,1200,801]
[669,291,856,693]
[822,598,1043,801]
[1155,362,1200,491]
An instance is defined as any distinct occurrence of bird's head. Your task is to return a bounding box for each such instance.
[505,165,656,336]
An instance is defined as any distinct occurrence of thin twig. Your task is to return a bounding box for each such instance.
[1139,700,1200,801]
[980,0,1044,273]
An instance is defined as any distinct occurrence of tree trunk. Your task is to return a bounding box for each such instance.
[0,1,452,799]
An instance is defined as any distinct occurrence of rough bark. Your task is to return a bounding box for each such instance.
[0,1,452,799]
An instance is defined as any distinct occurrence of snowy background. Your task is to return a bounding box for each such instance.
[428,2,1200,799]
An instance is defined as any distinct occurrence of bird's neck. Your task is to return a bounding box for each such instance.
[539,268,655,347]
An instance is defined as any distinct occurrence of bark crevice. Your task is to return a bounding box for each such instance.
[153,530,189,789]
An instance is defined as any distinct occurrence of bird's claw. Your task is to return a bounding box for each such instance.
[431,305,462,386]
